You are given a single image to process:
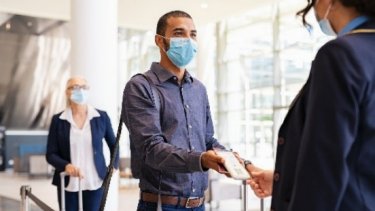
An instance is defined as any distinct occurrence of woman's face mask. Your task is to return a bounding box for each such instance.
[315,0,336,36]
[159,35,198,68]
[70,89,88,105]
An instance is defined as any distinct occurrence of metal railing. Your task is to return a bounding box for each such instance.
[20,172,82,211]
[20,185,54,211]
[20,173,262,211]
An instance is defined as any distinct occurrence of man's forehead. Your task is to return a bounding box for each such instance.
[166,17,196,31]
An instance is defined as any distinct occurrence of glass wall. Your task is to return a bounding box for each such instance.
[0,14,70,129]
[214,1,332,168]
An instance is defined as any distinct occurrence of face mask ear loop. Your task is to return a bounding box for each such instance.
[156,34,169,52]
[323,3,332,19]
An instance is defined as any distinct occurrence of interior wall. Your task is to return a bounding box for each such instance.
[0,14,70,129]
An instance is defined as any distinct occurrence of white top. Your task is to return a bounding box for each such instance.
[59,105,102,192]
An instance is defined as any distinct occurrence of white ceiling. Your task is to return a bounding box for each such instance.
[117,0,275,29]
[0,0,275,30]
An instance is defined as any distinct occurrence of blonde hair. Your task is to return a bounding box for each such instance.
[65,76,88,107]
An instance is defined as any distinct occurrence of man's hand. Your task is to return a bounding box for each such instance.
[65,164,84,178]
[201,150,225,172]
[246,165,273,198]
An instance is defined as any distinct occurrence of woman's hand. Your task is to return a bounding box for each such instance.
[65,164,84,178]
[246,165,273,198]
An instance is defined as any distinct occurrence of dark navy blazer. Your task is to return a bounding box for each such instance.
[46,109,118,187]
[271,20,375,211]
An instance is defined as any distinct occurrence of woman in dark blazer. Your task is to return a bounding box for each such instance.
[247,0,375,210]
[46,76,118,211]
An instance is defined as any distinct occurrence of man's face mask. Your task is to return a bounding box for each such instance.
[159,35,198,68]
[70,89,88,105]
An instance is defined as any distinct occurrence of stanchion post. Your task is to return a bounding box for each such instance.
[242,180,248,211]
[20,185,30,211]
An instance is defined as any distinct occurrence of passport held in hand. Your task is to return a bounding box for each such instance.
[215,150,251,180]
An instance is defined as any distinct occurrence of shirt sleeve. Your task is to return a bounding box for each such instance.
[122,76,203,173]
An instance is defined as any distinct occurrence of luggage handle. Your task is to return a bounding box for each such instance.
[60,172,83,211]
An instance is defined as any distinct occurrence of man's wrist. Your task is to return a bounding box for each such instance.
[189,151,205,172]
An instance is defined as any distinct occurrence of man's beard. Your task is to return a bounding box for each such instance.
[162,38,170,52]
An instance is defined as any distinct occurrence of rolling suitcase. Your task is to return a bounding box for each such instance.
[60,172,83,211]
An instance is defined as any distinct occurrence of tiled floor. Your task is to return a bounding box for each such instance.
[0,170,269,211]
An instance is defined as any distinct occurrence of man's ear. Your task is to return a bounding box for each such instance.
[155,35,163,48]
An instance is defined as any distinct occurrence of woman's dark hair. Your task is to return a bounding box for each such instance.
[341,0,375,16]
[156,10,192,36]
[296,0,316,28]
[296,0,375,28]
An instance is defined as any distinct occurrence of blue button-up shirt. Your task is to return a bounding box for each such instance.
[122,62,225,197]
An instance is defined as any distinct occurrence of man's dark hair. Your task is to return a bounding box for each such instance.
[156,10,193,36]
[296,0,375,28]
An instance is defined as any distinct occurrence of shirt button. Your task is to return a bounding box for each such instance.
[274,172,280,182]
[192,146,195,150]
[173,76,177,81]
[181,87,184,91]
[192,188,196,192]
[185,104,189,109]
[188,125,192,129]
[278,137,285,145]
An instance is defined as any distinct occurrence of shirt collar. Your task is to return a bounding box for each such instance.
[59,105,100,124]
[338,16,369,36]
[150,62,194,84]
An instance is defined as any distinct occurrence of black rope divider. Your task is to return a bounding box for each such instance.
[99,117,122,211]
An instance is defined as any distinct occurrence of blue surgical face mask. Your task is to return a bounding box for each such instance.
[160,36,198,68]
[70,89,88,105]
[316,3,336,36]
[319,19,336,36]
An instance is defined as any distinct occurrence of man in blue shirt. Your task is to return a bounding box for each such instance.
[122,10,227,211]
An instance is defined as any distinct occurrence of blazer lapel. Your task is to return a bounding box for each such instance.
[289,80,309,110]
[61,120,71,159]
[90,116,99,149]
[280,77,310,129]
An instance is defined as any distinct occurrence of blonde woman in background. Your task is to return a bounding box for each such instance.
[46,76,118,211]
